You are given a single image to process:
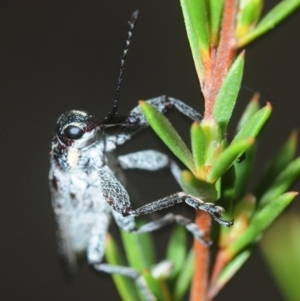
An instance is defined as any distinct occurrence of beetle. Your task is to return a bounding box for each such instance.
[49,10,233,300]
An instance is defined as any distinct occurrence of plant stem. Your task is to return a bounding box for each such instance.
[190,211,212,301]
[203,0,238,118]
[191,2,239,300]
[208,249,231,300]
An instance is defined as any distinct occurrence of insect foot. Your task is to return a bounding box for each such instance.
[185,196,234,227]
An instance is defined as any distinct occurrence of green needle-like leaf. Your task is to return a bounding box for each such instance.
[142,270,171,301]
[173,249,195,301]
[208,0,224,45]
[166,226,187,281]
[221,165,236,208]
[228,192,298,257]
[238,0,300,47]
[180,0,209,83]
[200,118,222,166]
[234,144,257,201]
[191,122,205,172]
[180,170,218,202]
[209,138,255,182]
[259,156,300,207]
[235,0,263,39]
[236,93,260,132]
[140,101,195,173]
[121,228,163,301]
[234,95,260,200]
[105,234,140,301]
[255,131,298,200]
[121,222,155,271]
[261,213,300,301]
[216,250,251,292]
[213,52,245,136]
[232,103,272,143]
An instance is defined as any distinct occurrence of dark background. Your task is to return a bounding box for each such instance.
[1,1,300,300]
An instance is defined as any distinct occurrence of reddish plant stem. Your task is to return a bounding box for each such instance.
[190,211,212,301]
[203,0,238,118]
[207,249,232,300]
[190,1,239,300]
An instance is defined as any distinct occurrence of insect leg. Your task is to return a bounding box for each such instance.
[118,150,169,171]
[118,149,181,185]
[87,213,110,264]
[112,205,209,245]
[127,192,233,227]
[134,213,209,246]
[99,165,233,245]
[127,95,202,126]
[117,152,231,227]
[117,151,209,243]
[88,213,155,301]
[94,264,156,301]
[112,210,136,232]
[102,96,202,152]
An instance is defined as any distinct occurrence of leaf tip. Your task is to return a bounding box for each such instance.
[240,49,246,57]
[192,121,200,128]
[290,129,298,144]
[266,101,273,111]
[288,191,299,197]
[251,92,260,104]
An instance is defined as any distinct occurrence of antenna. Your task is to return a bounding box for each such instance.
[104,10,139,124]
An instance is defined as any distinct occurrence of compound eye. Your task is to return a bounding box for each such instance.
[64,125,84,140]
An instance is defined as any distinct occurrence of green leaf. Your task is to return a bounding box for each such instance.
[219,194,257,249]
[225,194,256,249]
[208,138,255,182]
[208,0,224,45]
[234,95,260,200]
[235,0,263,39]
[228,192,298,257]
[173,249,195,301]
[236,93,260,133]
[216,250,251,292]
[166,226,187,281]
[121,221,155,271]
[255,131,298,200]
[221,165,236,209]
[105,234,140,301]
[215,167,235,244]
[261,213,300,301]
[232,103,272,143]
[234,193,256,221]
[215,177,222,200]
[121,227,163,301]
[142,270,171,301]
[180,0,209,83]
[238,0,300,47]
[140,101,195,173]
[180,170,218,202]
[191,122,205,172]
[200,118,222,166]
[234,144,257,201]
[212,52,245,136]
[259,156,300,207]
